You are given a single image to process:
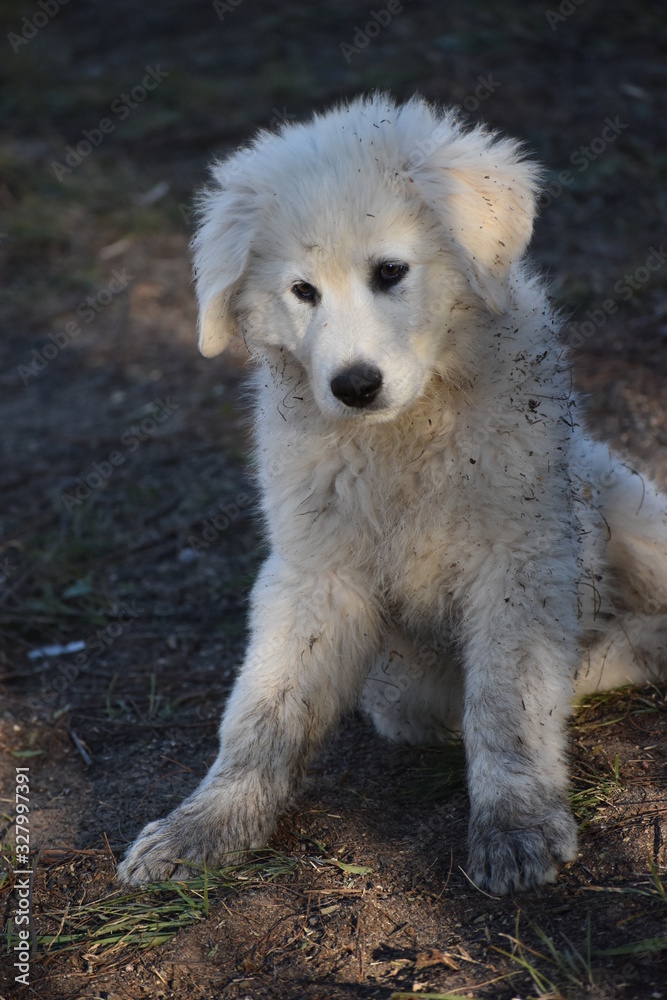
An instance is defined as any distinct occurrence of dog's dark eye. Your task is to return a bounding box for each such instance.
[292,281,318,303]
[375,261,409,289]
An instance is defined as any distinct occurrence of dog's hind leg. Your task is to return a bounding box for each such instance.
[577,442,667,614]
[361,630,463,745]
[575,613,667,697]
[574,447,667,694]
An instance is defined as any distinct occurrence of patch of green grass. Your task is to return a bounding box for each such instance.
[24,853,298,958]
[498,911,596,999]
[593,935,667,958]
[575,684,661,727]
[400,727,624,827]
[396,735,466,802]
[569,750,622,828]
[499,900,667,1000]
[643,864,667,905]
[0,498,132,644]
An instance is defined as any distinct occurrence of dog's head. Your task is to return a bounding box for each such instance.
[193,94,540,422]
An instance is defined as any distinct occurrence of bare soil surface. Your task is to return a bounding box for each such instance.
[0,2,666,998]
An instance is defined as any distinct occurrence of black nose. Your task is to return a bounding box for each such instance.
[330,363,383,408]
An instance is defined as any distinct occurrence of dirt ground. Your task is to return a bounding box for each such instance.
[1,1,666,997]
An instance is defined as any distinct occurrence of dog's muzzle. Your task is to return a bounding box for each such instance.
[330,362,383,409]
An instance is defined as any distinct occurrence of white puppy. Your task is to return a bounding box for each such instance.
[118,94,667,893]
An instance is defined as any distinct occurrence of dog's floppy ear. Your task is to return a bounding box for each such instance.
[191,160,258,358]
[410,119,540,313]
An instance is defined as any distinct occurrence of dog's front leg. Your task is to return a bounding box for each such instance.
[460,560,580,894]
[117,554,379,885]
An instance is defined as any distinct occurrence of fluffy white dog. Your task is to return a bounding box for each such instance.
[119,95,667,893]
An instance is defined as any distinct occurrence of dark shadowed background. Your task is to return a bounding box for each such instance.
[1,2,666,998]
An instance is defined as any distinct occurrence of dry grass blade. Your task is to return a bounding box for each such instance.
[583,863,667,906]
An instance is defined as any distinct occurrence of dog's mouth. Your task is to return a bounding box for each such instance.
[323,390,413,426]
[330,401,398,424]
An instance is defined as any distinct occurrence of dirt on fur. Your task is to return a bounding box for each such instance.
[1,2,666,998]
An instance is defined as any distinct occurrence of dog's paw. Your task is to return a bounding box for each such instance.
[117,810,243,885]
[466,802,578,894]
[117,815,192,885]
[117,792,268,885]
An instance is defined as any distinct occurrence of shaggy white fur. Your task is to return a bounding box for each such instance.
[118,94,667,893]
